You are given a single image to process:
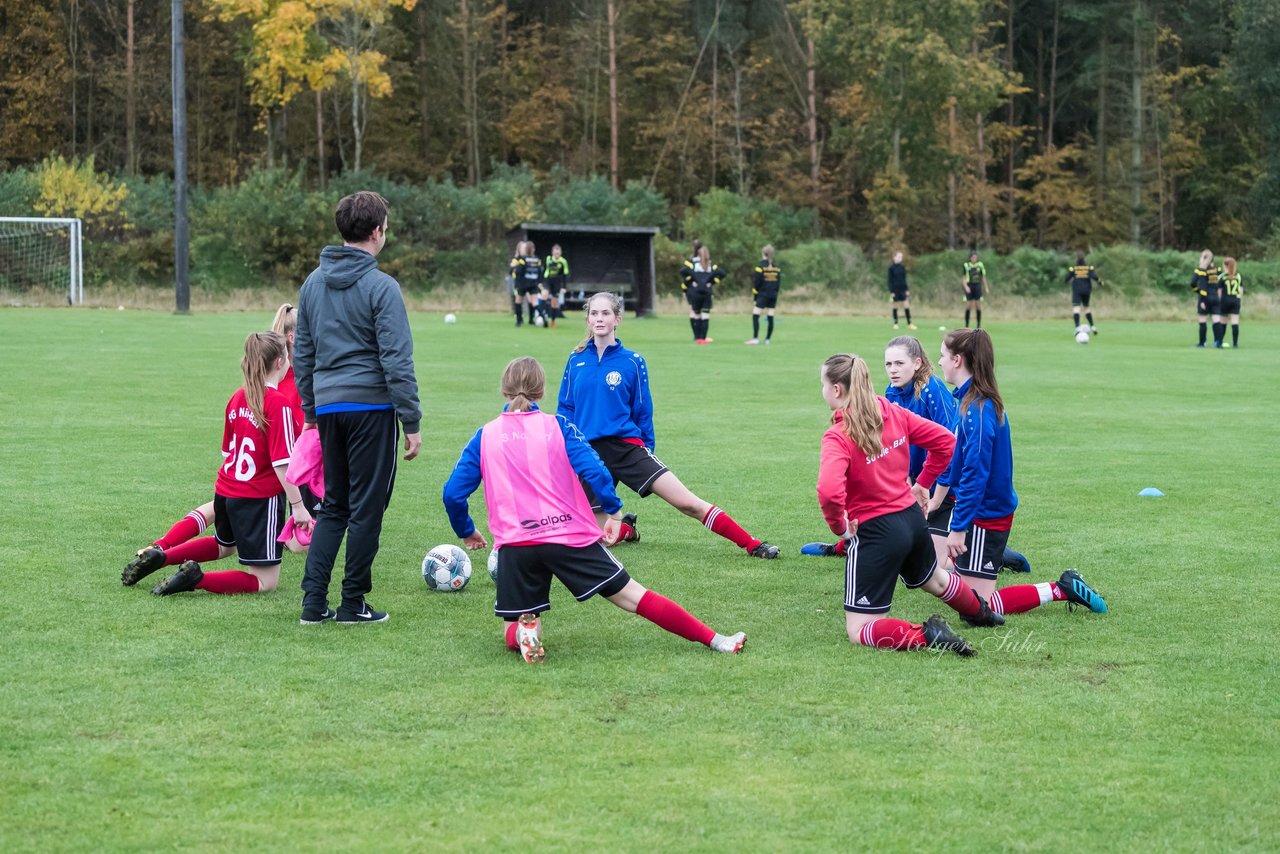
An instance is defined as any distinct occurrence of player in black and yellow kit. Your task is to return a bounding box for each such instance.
[888,251,916,330]
[683,244,724,344]
[1220,256,1244,348]
[542,244,570,327]
[1065,252,1099,335]
[1190,248,1223,348]
[961,252,988,328]
[745,244,781,344]
[512,241,545,327]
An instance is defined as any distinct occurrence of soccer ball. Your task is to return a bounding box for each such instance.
[534,313,545,327]
[421,544,472,591]
[444,313,458,324]
[1075,326,1090,345]
[487,547,500,582]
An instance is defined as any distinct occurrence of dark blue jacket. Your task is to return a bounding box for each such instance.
[944,379,1017,531]
[557,339,655,451]
[885,375,957,486]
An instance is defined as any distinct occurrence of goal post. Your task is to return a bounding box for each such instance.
[0,217,84,304]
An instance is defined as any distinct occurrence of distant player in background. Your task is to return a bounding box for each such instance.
[961,251,989,328]
[512,240,545,327]
[1220,256,1244,348]
[558,292,780,559]
[745,244,781,345]
[887,251,915,330]
[507,242,526,327]
[443,356,747,664]
[929,329,1107,622]
[683,245,724,344]
[1065,252,1099,335]
[1190,248,1223,348]
[543,243,570,327]
[135,332,312,597]
[814,352,1003,657]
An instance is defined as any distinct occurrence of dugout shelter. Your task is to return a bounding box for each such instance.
[506,223,659,317]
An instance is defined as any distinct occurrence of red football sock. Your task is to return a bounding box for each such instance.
[989,582,1064,616]
[155,509,209,550]
[835,539,848,556]
[163,536,223,566]
[504,621,520,651]
[939,570,982,618]
[195,570,260,595]
[701,505,758,551]
[617,521,636,542]
[858,619,926,651]
[635,590,715,646]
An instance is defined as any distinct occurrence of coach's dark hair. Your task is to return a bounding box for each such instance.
[572,292,625,353]
[886,335,933,399]
[241,331,287,428]
[823,353,883,458]
[1075,251,1087,265]
[335,191,388,243]
[502,356,545,412]
[943,328,1004,423]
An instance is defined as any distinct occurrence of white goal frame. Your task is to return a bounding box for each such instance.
[0,217,84,304]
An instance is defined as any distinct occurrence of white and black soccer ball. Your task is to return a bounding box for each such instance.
[534,313,545,327]
[487,546,500,583]
[444,312,458,324]
[1075,326,1090,345]
[422,544,472,591]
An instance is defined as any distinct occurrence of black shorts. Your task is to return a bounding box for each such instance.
[951,523,1011,581]
[213,493,286,566]
[843,506,937,614]
[965,283,984,301]
[686,288,713,314]
[890,288,909,302]
[925,492,956,536]
[494,542,631,618]
[1220,296,1241,315]
[516,281,540,297]
[1197,293,1220,315]
[754,292,779,310]
[1071,283,1092,307]
[579,438,668,510]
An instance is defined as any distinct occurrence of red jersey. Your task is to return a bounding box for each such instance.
[215,387,301,499]
[278,367,302,418]
[817,398,955,533]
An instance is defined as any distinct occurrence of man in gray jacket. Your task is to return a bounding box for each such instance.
[294,191,421,625]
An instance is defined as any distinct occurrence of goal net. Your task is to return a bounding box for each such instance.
[0,217,84,303]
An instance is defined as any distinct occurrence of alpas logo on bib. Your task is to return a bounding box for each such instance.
[605,370,623,390]
[520,513,574,530]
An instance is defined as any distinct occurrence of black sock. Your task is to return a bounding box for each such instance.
[965,309,971,327]
[893,308,899,323]
[690,318,700,340]
[1073,314,1080,329]
[1232,324,1239,347]
[703,318,711,339]
[766,316,774,340]
[976,310,982,328]
[752,315,760,338]
[1198,322,1207,345]
[1213,322,1225,344]
[1086,312,1094,327]
[904,309,911,323]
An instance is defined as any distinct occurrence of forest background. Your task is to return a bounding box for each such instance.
[1,0,1277,306]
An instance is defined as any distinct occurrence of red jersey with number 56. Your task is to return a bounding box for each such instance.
[216,387,300,499]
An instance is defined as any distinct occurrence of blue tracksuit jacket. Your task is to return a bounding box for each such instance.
[556,339,655,452]
[944,379,1018,532]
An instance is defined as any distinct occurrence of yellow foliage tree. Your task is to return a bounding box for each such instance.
[33,155,129,233]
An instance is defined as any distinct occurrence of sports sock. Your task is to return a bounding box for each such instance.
[1086,312,1094,327]
[196,570,261,594]
[617,520,636,542]
[976,309,982,328]
[752,315,760,338]
[702,505,758,551]
[690,318,699,340]
[1072,314,1081,329]
[155,509,209,550]
[834,538,848,557]
[163,536,222,566]
[893,308,899,323]
[1198,322,1207,345]
[904,309,912,323]
[1232,323,1239,347]
[858,618,926,651]
[505,621,520,651]
[635,590,715,646]
[988,582,1063,616]
[965,309,971,327]
[1213,322,1225,344]
[766,316,774,339]
[938,570,983,619]
[702,318,711,339]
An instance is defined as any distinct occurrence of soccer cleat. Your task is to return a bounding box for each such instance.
[711,631,747,654]
[921,615,975,657]
[959,596,1005,628]
[1090,325,1098,334]
[620,512,640,543]
[1001,547,1031,573]
[122,545,166,586]
[151,560,203,596]
[893,323,900,330]
[701,337,714,344]
[1058,569,1108,614]
[908,323,918,330]
[744,338,760,345]
[800,542,840,557]
[300,601,337,625]
[516,613,545,664]
[336,600,389,624]
[748,541,780,559]
[763,339,770,345]
[1195,343,1206,348]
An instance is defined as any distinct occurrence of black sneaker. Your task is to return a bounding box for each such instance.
[122,545,166,586]
[1058,569,1108,614]
[300,603,337,625]
[152,560,203,596]
[959,595,1005,628]
[922,615,975,656]
[748,541,780,559]
[620,512,640,542]
[336,601,389,624]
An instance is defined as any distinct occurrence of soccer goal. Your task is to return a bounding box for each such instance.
[0,217,84,304]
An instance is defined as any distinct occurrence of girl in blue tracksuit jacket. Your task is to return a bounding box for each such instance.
[930,328,1108,619]
[556,292,779,559]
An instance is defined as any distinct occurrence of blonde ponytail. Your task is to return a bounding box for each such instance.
[823,353,883,457]
[241,331,287,427]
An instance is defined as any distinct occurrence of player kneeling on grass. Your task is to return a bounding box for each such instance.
[125,332,314,597]
[816,353,1004,657]
[442,356,746,663]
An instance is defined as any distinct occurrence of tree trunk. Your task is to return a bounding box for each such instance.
[710,43,718,188]
[126,0,136,174]
[977,113,990,244]
[316,89,326,189]
[1097,37,1108,201]
[461,0,480,184]
[1130,0,1143,244]
[733,57,746,194]
[607,0,619,190]
[351,64,362,172]
[807,35,819,198]
[1048,0,1059,150]
[948,98,957,249]
[1006,0,1016,233]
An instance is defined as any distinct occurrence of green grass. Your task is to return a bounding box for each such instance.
[1,307,1277,851]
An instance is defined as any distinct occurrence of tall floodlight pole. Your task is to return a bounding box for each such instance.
[172,0,190,314]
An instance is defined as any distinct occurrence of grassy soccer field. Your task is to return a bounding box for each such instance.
[1,308,1277,851]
